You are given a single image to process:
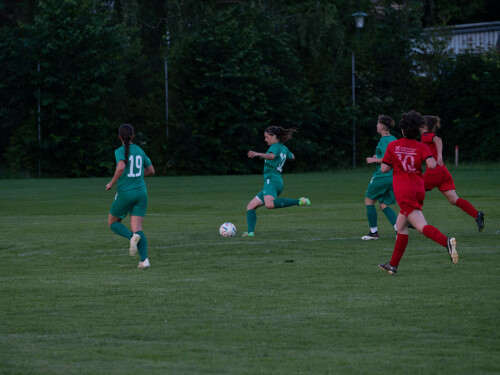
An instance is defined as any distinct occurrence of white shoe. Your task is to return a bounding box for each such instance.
[130,234,141,256]
[447,238,458,264]
[361,231,379,240]
[138,258,150,269]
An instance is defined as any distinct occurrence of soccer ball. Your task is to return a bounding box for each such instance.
[219,222,236,237]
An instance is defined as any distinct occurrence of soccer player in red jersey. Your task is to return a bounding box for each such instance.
[378,110,458,275]
[421,115,484,231]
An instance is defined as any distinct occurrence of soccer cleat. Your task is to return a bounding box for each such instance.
[137,258,150,269]
[242,232,255,237]
[447,237,458,264]
[129,233,141,256]
[362,231,380,240]
[299,197,311,206]
[476,211,484,232]
[378,262,397,275]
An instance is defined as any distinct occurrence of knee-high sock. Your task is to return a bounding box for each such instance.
[273,198,300,208]
[136,231,148,261]
[382,206,397,227]
[456,198,478,219]
[422,225,448,247]
[247,209,257,233]
[110,222,132,239]
[366,205,377,228]
[390,234,409,267]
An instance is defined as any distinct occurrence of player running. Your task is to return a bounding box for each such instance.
[106,124,155,269]
[243,126,310,237]
[362,115,398,240]
[378,110,458,275]
[421,115,484,231]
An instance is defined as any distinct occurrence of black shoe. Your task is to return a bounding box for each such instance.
[408,223,415,229]
[476,211,484,232]
[378,262,397,275]
[362,231,380,240]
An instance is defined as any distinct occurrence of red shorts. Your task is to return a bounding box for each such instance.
[424,166,455,192]
[395,190,425,217]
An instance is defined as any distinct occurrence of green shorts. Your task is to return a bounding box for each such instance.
[110,186,148,218]
[256,177,283,202]
[365,175,396,205]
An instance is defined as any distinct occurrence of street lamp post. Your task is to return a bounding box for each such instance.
[351,12,367,168]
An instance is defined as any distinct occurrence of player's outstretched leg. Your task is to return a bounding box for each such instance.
[110,222,133,239]
[271,197,310,208]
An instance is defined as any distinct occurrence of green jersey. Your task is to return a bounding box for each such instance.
[263,143,294,182]
[373,135,396,178]
[114,144,152,192]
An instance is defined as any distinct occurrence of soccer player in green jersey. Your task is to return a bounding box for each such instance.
[106,124,155,269]
[243,126,311,237]
[362,115,398,240]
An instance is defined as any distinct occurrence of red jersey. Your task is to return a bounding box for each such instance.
[420,132,438,159]
[382,138,433,194]
[420,132,455,191]
[383,138,433,215]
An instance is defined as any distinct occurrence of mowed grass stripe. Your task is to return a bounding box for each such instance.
[0,167,498,374]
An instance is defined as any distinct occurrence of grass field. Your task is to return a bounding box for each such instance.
[1,166,499,374]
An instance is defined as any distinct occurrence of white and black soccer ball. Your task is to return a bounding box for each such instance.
[219,222,236,237]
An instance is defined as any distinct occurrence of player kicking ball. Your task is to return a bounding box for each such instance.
[243,126,310,237]
[378,110,458,275]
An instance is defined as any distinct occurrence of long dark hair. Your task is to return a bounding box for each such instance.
[423,115,441,132]
[265,126,297,143]
[119,124,134,163]
[399,110,424,140]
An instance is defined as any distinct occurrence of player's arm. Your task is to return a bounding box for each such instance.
[247,151,275,160]
[106,160,126,191]
[366,155,382,164]
[380,162,392,173]
[425,156,437,170]
[433,136,444,166]
[144,164,155,177]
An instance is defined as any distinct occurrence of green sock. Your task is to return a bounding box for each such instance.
[247,209,257,233]
[366,205,377,228]
[136,231,148,261]
[110,222,132,239]
[383,206,397,227]
[273,198,300,208]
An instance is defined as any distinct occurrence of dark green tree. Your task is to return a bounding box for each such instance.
[4,0,127,177]
[426,51,500,162]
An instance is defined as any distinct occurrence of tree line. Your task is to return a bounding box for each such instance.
[0,0,499,177]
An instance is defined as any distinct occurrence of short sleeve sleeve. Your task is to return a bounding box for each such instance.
[115,147,125,164]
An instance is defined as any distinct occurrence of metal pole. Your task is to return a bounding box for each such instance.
[37,60,41,177]
[352,52,356,168]
[165,28,170,141]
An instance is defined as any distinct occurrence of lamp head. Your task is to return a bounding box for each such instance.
[352,12,368,29]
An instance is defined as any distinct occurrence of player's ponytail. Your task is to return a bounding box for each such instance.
[265,126,298,143]
[119,124,135,164]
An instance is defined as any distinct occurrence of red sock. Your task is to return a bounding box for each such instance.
[456,198,478,218]
[390,234,409,267]
[422,225,448,247]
